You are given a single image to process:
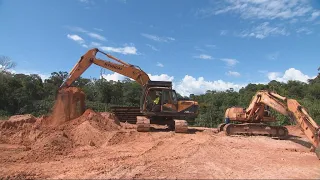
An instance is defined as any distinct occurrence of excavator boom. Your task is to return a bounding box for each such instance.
[246,91,288,121]
[60,48,150,88]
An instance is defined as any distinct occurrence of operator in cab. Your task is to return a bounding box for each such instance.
[152,91,161,112]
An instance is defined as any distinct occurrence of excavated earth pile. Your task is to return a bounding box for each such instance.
[0,109,121,163]
[0,87,122,164]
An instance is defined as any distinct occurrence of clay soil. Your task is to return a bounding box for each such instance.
[0,112,320,179]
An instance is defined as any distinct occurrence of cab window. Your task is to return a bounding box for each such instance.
[172,90,178,103]
[162,90,171,104]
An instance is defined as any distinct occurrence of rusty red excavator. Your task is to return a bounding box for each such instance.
[218,90,320,159]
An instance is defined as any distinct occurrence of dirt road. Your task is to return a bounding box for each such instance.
[1,113,320,180]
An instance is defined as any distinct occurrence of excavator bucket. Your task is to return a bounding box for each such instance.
[47,87,85,127]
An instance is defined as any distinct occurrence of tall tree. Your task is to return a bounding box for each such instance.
[0,55,16,72]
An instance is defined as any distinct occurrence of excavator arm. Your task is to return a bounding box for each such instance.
[287,99,320,154]
[246,91,289,121]
[60,48,150,88]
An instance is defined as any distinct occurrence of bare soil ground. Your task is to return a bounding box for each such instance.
[0,112,319,179]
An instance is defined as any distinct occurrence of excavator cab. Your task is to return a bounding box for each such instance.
[140,80,198,118]
[141,81,178,115]
[144,88,178,113]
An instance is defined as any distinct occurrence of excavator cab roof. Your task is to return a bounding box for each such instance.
[145,80,172,88]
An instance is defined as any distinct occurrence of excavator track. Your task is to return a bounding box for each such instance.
[217,123,227,132]
[110,106,143,124]
[136,116,150,132]
[174,120,188,133]
[223,123,289,139]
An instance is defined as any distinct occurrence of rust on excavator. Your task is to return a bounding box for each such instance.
[219,90,320,159]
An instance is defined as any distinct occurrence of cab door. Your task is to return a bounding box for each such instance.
[161,89,178,112]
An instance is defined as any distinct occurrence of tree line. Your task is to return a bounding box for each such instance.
[0,61,319,127]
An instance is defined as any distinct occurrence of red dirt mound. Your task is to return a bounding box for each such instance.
[1,114,36,129]
[65,109,121,147]
[0,108,121,162]
[30,131,73,161]
[0,114,40,146]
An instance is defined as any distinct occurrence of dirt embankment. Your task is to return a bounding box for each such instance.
[0,108,121,161]
[0,87,122,164]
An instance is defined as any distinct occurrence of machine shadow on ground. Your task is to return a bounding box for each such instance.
[148,127,205,134]
[287,135,313,149]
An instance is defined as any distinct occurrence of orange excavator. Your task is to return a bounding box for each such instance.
[59,48,199,133]
[218,90,320,159]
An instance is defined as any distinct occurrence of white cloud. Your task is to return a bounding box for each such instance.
[67,34,84,43]
[239,22,289,39]
[93,28,103,32]
[175,75,245,96]
[197,0,315,21]
[267,68,312,83]
[141,33,175,42]
[101,72,173,82]
[226,71,241,77]
[310,11,320,21]
[148,74,174,81]
[99,46,138,55]
[196,0,319,38]
[221,58,239,67]
[146,44,159,51]
[66,26,106,41]
[156,62,164,67]
[296,27,313,35]
[67,34,88,48]
[101,72,125,81]
[220,30,228,35]
[90,42,101,47]
[87,32,107,41]
[194,54,213,60]
[66,29,137,55]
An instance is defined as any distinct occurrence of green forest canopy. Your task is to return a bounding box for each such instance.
[0,69,319,128]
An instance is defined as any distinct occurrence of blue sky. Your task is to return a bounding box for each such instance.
[0,0,320,96]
